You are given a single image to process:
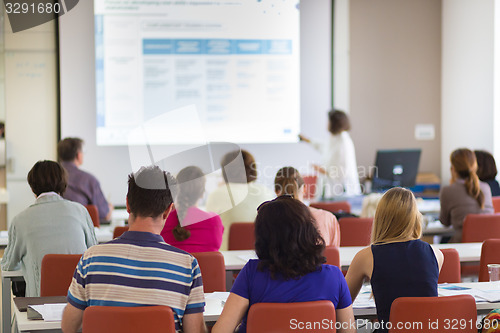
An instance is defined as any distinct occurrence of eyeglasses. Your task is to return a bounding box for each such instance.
[257,194,294,212]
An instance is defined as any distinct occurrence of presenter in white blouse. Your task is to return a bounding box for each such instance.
[300,109,361,198]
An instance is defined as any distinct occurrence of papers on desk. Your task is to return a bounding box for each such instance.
[237,252,257,262]
[353,285,375,309]
[438,284,500,302]
[205,292,230,301]
[28,303,66,321]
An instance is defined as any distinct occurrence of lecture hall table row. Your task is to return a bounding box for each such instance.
[12,281,500,332]
[0,242,483,333]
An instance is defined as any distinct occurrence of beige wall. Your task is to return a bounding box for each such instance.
[349,0,442,178]
[441,0,495,185]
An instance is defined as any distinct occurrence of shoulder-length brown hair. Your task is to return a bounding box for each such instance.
[328,110,351,135]
[371,187,422,244]
[255,196,325,279]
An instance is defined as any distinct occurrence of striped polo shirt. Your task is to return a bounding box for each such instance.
[67,231,205,331]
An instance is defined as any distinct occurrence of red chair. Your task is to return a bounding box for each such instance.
[479,239,500,282]
[192,252,226,292]
[389,295,477,333]
[492,196,500,213]
[339,217,373,246]
[247,301,336,333]
[40,254,82,296]
[82,306,175,333]
[228,222,255,250]
[461,214,500,277]
[302,175,318,200]
[113,226,129,239]
[85,204,100,227]
[462,214,500,243]
[310,201,351,214]
[324,246,340,268]
[438,248,461,283]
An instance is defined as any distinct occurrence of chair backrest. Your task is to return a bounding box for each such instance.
[324,246,340,268]
[462,214,500,243]
[247,301,336,333]
[438,248,461,283]
[302,175,318,200]
[228,222,255,250]
[40,254,82,296]
[85,204,100,228]
[310,201,351,214]
[338,217,373,246]
[479,238,500,282]
[389,295,477,333]
[82,306,175,333]
[493,196,500,213]
[192,251,226,292]
[113,226,129,239]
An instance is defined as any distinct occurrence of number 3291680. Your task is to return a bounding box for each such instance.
[5,2,62,14]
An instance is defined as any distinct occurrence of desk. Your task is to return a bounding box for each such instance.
[220,242,483,271]
[1,243,484,333]
[12,282,500,332]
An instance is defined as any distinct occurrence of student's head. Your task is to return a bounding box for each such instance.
[220,149,257,184]
[475,150,498,181]
[27,160,67,196]
[371,187,422,244]
[57,137,83,163]
[328,109,351,135]
[451,148,485,208]
[254,196,325,279]
[172,166,206,241]
[274,166,304,200]
[126,165,176,219]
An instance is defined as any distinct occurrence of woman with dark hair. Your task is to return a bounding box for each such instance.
[212,196,355,333]
[300,109,361,197]
[1,160,97,296]
[440,148,494,242]
[274,166,340,246]
[475,150,500,196]
[206,149,274,250]
[161,166,223,252]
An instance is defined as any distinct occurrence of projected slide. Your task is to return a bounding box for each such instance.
[95,0,300,145]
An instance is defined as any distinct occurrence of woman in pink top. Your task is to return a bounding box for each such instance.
[161,166,224,253]
[274,167,340,247]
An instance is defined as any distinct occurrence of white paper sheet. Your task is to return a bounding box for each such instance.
[205,292,230,301]
[237,253,257,262]
[29,303,67,321]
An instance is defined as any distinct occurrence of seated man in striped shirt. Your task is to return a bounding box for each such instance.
[61,166,206,333]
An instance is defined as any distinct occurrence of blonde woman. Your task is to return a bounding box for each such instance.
[345,187,444,333]
[274,166,340,247]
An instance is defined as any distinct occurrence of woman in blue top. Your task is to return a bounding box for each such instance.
[213,196,355,333]
[346,187,444,333]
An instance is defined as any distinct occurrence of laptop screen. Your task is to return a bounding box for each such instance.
[372,149,421,191]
